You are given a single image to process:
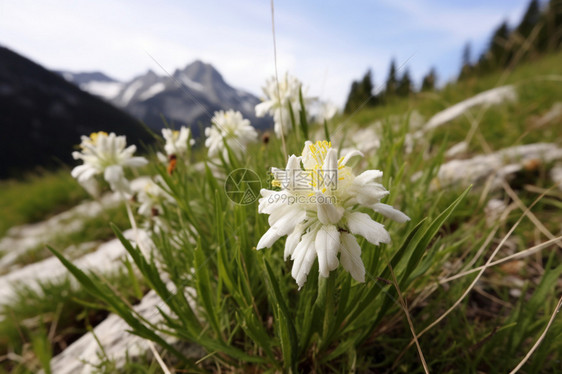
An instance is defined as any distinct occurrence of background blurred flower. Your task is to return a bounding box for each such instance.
[71,132,147,195]
[255,72,310,137]
[162,127,194,157]
[205,109,257,160]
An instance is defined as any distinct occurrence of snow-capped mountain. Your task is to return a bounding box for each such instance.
[59,61,271,134]
[57,71,124,101]
[112,70,164,106]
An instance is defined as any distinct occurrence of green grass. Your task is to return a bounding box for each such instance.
[0,269,147,374]
[0,169,88,237]
[1,52,561,373]
[55,110,562,372]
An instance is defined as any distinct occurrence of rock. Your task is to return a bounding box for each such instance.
[434,143,562,190]
[0,230,150,307]
[47,282,200,374]
[445,141,469,158]
[424,85,517,131]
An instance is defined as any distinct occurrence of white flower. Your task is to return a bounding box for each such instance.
[255,72,309,137]
[71,132,147,195]
[205,110,257,159]
[316,101,338,123]
[162,127,194,157]
[257,140,409,289]
[137,177,174,232]
[137,177,173,217]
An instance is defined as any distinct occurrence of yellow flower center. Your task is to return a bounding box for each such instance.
[89,131,108,144]
[308,140,332,168]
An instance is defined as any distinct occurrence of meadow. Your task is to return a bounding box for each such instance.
[0,51,561,373]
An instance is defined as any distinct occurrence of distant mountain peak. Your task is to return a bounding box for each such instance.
[56,59,273,134]
[179,60,225,86]
[142,69,158,79]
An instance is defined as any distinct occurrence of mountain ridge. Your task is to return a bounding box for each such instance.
[58,60,272,134]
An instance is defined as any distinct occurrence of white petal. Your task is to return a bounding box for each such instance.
[291,230,317,289]
[125,156,148,168]
[257,206,306,249]
[354,170,383,186]
[355,184,389,206]
[255,101,273,117]
[323,148,338,171]
[340,150,364,167]
[372,203,410,223]
[301,141,315,170]
[72,164,99,182]
[78,177,100,198]
[104,165,130,194]
[258,189,289,215]
[268,204,305,231]
[156,152,168,164]
[71,164,91,179]
[315,225,340,277]
[340,233,365,282]
[347,212,390,245]
[256,226,282,250]
[317,197,344,225]
[284,223,307,260]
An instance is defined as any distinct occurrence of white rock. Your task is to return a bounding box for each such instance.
[445,141,468,158]
[47,286,189,374]
[424,85,516,131]
[0,230,150,306]
[434,143,562,190]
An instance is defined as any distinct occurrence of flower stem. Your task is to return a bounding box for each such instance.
[320,274,336,348]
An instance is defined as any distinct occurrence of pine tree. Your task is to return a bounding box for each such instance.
[385,59,398,97]
[421,68,437,91]
[489,21,512,68]
[516,0,541,40]
[546,0,562,50]
[344,70,379,113]
[513,0,541,60]
[360,70,374,99]
[396,69,412,97]
[458,42,473,80]
[344,81,359,114]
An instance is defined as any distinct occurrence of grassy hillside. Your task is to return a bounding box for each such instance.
[351,51,562,152]
[0,51,561,373]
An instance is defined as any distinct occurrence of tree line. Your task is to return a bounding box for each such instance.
[344,0,561,114]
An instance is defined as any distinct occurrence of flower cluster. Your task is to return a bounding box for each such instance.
[162,127,194,158]
[255,72,309,138]
[257,140,409,288]
[136,177,175,232]
[205,110,257,160]
[71,132,147,196]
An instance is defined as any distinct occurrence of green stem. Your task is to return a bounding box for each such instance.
[320,274,336,349]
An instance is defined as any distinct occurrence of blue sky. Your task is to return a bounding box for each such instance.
[0,0,531,106]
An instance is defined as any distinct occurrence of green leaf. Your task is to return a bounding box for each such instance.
[298,86,309,139]
[263,260,298,370]
[400,185,471,289]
